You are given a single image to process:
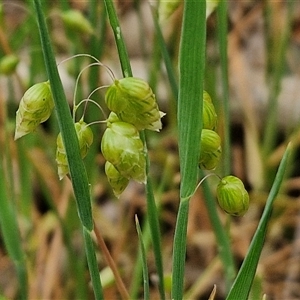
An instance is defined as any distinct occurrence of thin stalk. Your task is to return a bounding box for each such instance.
[151,6,178,131]
[217,0,231,176]
[151,6,178,101]
[262,1,293,158]
[129,153,174,298]
[129,220,151,298]
[103,0,132,78]
[88,1,105,96]
[135,216,150,300]
[104,1,166,298]
[144,176,165,300]
[93,221,130,300]
[172,1,206,299]
[84,2,107,180]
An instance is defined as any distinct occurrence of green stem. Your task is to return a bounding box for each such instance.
[83,228,104,300]
[262,1,293,158]
[103,0,132,78]
[217,0,231,176]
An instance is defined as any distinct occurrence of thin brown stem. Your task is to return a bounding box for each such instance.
[93,220,130,300]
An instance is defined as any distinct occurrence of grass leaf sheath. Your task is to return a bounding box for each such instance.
[172,2,206,300]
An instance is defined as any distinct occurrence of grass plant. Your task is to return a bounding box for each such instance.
[0,1,297,299]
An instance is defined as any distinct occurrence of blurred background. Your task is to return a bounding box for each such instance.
[1,0,300,299]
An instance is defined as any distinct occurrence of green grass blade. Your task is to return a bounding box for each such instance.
[33,0,93,231]
[226,143,292,300]
[130,218,151,298]
[135,216,150,300]
[83,228,104,300]
[0,157,27,300]
[33,1,103,298]
[104,1,165,298]
[171,1,206,299]
[171,200,190,300]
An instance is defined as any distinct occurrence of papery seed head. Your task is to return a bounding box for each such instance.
[199,129,222,170]
[75,120,94,157]
[56,120,93,179]
[105,161,129,197]
[101,120,146,183]
[203,90,212,103]
[107,111,121,126]
[216,175,249,216]
[203,92,217,130]
[158,0,181,21]
[15,81,54,140]
[105,77,165,131]
[0,54,19,75]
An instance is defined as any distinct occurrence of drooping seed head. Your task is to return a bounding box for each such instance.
[203,90,212,103]
[105,77,165,131]
[101,116,146,183]
[0,54,19,75]
[75,121,94,157]
[158,0,181,21]
[56,120,93,179]
[203,91,217,130]
[15,81,54,140]
[61,9,94,35]
[199,129,222,170]
[105,161,129,197]
[216,175,249,216]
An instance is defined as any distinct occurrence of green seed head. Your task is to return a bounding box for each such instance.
[105,77,165,131]
[61,9,93,35]
[56,120,93,179]
[203,92,217,130]
[216,175,250,216]
[159,0,181,21]
[105,161,129,197]
[203,90,212,103]
[15,81,54,140]
[199,129,222,170]
[75,120,94,157]
[101,120,146,183]
[0,54,19,75]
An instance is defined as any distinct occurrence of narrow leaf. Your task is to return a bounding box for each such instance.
[135,216,150,300]
[33,0,93,230]
[226,143,292,300]
[172,2,206,299]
